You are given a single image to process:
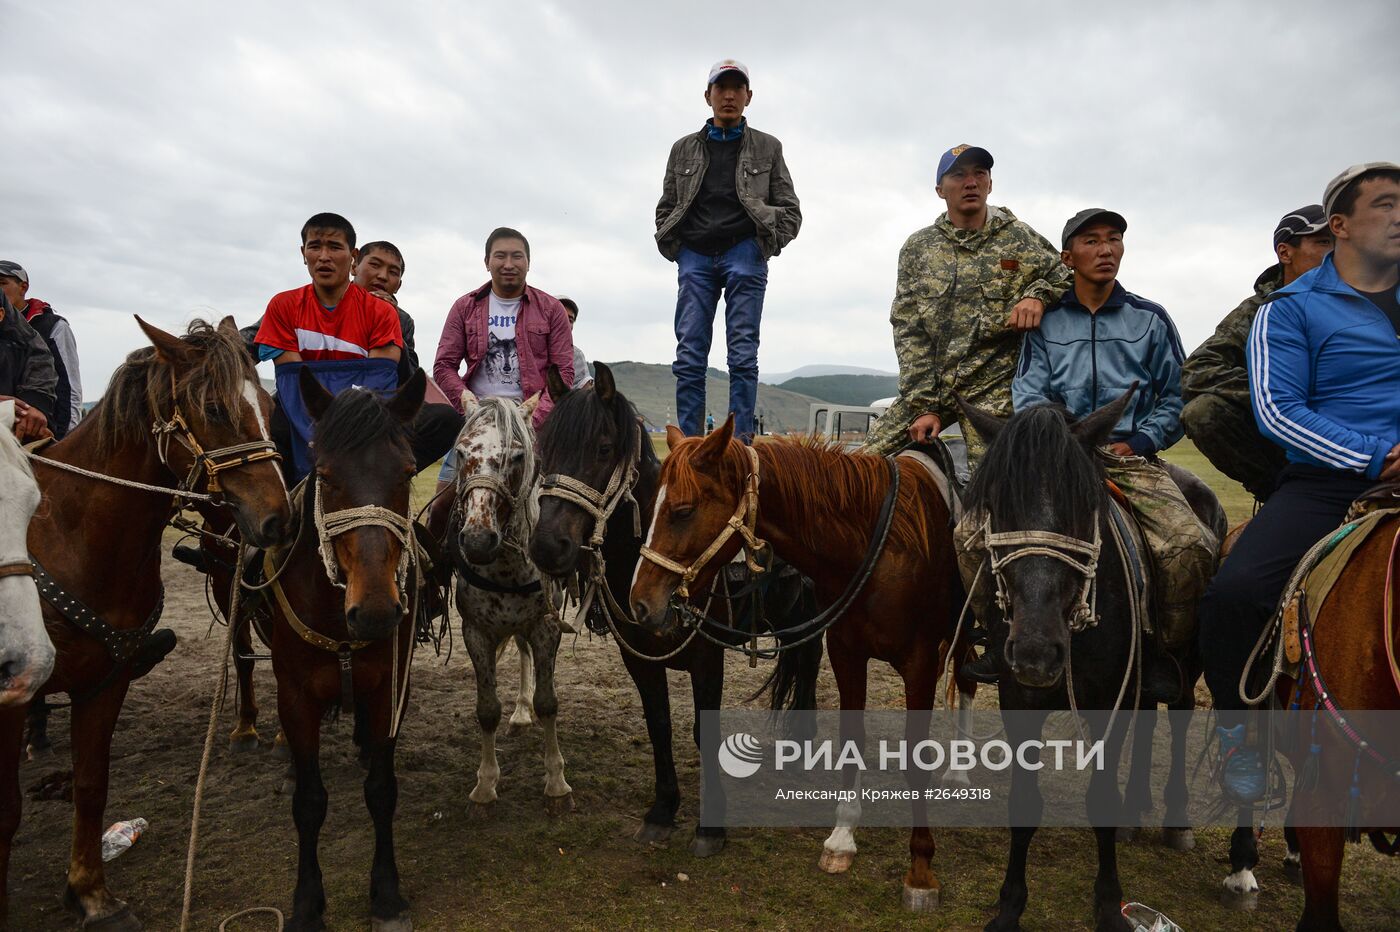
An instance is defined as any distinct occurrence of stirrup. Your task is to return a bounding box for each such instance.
[171,543,209,573]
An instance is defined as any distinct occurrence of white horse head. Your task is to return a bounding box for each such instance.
[0,400,53,705]
[452,394,541,564]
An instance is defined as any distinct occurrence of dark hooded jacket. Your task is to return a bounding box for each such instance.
[0,292,57,419]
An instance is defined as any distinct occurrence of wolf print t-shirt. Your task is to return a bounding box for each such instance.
[467,292,523,399]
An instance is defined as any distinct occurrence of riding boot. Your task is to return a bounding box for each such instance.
[129,628,178,680]
[171,542,210,573]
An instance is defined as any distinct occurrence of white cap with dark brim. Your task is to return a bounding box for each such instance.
[1322,161,1400,217]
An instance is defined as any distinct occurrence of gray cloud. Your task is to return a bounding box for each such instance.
[2,0,1396,401]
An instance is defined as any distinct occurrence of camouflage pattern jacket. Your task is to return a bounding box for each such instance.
[889,206,1068,423]
[1181,265,1282,409]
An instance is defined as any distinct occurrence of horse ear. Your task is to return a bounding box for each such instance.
[954,393,1005,444]
[545,365,570,401]
[521,391,541,418]
[594,362,616,403]
[692,414,734,468]
[389,369,427,424]
[1071,381,1138,449]
[216,315,241,342]
[299,367,335,422]
[665,424,686,451]
[135,316,195,368]
[459,389,479,416]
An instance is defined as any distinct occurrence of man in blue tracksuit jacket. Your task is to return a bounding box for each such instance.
[957,207,1219,683]
[1199,162,1400,803]
[1013,208,1217,642]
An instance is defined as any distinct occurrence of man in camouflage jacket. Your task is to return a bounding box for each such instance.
[865,145,1069,462]
[1181,205,1332,500]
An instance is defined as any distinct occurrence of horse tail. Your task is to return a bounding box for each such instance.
[756,580,824,712]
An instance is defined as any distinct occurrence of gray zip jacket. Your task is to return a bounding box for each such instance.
[655,124,801,261]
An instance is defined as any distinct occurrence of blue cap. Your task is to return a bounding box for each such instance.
[936,144,993,185]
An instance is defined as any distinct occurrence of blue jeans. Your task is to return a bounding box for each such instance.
[672,238,768,440]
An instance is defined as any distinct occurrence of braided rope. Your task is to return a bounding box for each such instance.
[313,479,412,591]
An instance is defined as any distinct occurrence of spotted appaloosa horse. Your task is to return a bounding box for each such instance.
[629,415,970,912]
[447,392,572,814]
[0,401,51,708]
[1,317,292,930]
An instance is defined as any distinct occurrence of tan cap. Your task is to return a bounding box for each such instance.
[1322,161,1400,217]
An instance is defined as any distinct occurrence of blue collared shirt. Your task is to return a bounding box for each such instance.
[704,117,746,142]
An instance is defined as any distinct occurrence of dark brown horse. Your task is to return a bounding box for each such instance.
[0,317,292,930]
[1284,509,1400,931]
[628,415,968,911]
[260,369,425,932]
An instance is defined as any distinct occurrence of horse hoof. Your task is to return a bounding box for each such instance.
[690,833,725,858]
[1115,826,1138,844]
[228,732,260,753]
[1282,855,1302,885]
[1219,887,1258,911]
[634,822,674,845]
[1162,828,1196,852]
[371,911,412,931]
[278,776,296,796]
[545,793,576,817]
[25,742,55,761]
[271,737,291,762]
[818,849,855,874]
[507,717,535,735]
[467,800,495,821]
[65,893,142,932]
[901,883,940,912]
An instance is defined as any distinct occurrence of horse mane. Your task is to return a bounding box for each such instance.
[456,396,540,536]
[664,434,937,561]
[312,386,413,463]
[963,403,1108,536]
[536,383,659,477]
[92,319,256,455]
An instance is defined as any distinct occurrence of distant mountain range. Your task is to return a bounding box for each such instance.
[762,363,895,384]
[777,373,898,407]
[601,362,822,434]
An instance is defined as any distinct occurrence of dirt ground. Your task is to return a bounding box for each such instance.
[9,555,1399,931]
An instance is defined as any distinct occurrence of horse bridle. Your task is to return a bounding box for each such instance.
[982,512,1102,633]
[638,443,770,599]
[150,370,281,499]
[538,425,644,549]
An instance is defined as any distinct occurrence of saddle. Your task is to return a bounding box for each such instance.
[1275,499,1400,674]
[896,438,963,525]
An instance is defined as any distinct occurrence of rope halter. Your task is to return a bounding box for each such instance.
[150,370,280,497]
[639,443,769,599]
[538,425,643,549]
[313,476,414,597]
[983,512,1102,632]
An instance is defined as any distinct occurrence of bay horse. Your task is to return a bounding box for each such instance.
[0,401,51,708]
[1,317,292,930]
[529,363,821,859]
[1,401,53,809]
[259,368,425,932]
[956,390,1220,932]
[628,413,970,911]
[447,392,572,813]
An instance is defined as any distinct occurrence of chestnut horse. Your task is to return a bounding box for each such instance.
[1280,507,1400,931]
[0,317,292,930]
[260,369,425,932]
[629,414,968,911]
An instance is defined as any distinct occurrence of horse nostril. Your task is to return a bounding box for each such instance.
[345,606,360,631]
[631,602,649,627]
[259,512,287,543]
[1004,638,1017,668]
[1051,641,1065,669]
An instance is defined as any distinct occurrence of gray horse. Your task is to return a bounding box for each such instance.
[449,392,572,813]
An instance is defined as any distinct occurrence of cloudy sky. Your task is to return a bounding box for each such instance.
[3,0,1396,401]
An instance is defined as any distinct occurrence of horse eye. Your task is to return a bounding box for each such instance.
[597,444,613,458]
[670,505,695,521]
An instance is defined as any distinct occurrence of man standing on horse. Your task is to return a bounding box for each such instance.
[1181,206,1333,501]
[864,145,1069,462]
[655,59,801,443]
[957,208,1219,681]
[1199,162,1400,803]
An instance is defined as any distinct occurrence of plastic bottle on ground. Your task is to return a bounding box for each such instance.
[1122,901,1183,932]
[101,818,148,862]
